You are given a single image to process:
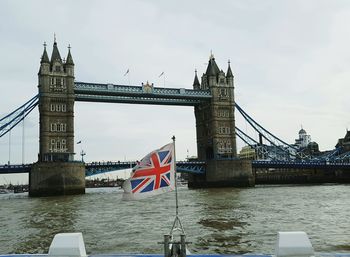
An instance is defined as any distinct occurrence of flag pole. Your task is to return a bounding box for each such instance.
[163,136,188,257]
[167,136,187,257]
[172,135,179,217]
[170,136,185,235]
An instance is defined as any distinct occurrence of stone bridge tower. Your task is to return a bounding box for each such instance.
[29,40,85,197]
[189,55,254,188]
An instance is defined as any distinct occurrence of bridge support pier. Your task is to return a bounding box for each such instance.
[188,159,254,188]
[29,162,85,197]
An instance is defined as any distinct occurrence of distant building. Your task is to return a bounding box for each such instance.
[239,146,256,160]
[305,141,320,155]
[295,128,311,148]
[293,127,320,156]
[335,130,350,151]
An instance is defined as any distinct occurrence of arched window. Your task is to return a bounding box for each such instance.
[56,141,61,150]
[50,139,56,152]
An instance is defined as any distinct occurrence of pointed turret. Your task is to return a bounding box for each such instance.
[65,45,75,77]
[226,60,233,78]
[41,43,50,64]
[39,42,50,75]
[51,41,62,63]
[66,45,74,65]
[205,53,220,76]
[193,69,200,89]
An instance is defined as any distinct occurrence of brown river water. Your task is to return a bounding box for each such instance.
[1,184,350,255]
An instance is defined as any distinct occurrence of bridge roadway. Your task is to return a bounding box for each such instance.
[0,161,206,176]
[2,160,350,177]
[252,160,350,170]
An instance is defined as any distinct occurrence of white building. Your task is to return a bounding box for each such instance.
[295,128,311,148]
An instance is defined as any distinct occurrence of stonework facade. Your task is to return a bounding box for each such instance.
[38,41,75,162]
[194,56,237,160]
[30,41,85,197]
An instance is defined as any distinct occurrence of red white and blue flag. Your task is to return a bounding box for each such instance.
[122,143,175,200]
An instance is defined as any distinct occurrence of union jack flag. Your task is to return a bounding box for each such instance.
[122,143,175,200]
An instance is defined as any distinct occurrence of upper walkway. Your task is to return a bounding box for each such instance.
[74,82,211,106]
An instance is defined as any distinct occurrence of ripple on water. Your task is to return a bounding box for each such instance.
[1,185,350,254]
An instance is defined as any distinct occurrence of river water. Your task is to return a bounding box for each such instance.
[1,184,350,255]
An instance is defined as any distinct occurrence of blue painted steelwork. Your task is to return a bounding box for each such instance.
[235,126,271,159]
[235,103,308,160]
[313,148,340,161]
[86,161,206,176]
[0,161,206,175]
[176,161,205,174]
[0,164,32,174]
[2,93,350,172]
[74,82,211,106]
[252,160,350,170]
[333,150,350,162]
[0,95,39,138]
[85,161,137,177]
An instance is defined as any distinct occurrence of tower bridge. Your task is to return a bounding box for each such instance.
[0,40,253,196]
[1,40,350,196]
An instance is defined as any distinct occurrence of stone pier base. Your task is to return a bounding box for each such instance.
[29,162,86,197]
[188,159,254,188]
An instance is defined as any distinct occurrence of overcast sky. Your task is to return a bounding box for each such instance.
[1,0,350,184]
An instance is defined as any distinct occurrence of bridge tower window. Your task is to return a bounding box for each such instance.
[220,88,227,96]
[56,141,61,150]
[50,139,55,152]
[61,139,66,152]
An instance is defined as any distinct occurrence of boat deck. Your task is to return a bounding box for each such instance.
[1,254,350,257]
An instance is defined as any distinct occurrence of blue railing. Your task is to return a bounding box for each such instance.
[252,160,350,169]
[74,82,211,106]
[0,161,206,176]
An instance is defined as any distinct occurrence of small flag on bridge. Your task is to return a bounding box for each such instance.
[122,142,175,200]
[124,69,129,76]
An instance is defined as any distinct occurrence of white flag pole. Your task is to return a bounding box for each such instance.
[170,136,185,235]
[167,136,188,257]
[172,135,179,217]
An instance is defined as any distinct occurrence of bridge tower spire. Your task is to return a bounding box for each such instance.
[189,55,253,188]
[30,40,85,197]
[193,69,200,90]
